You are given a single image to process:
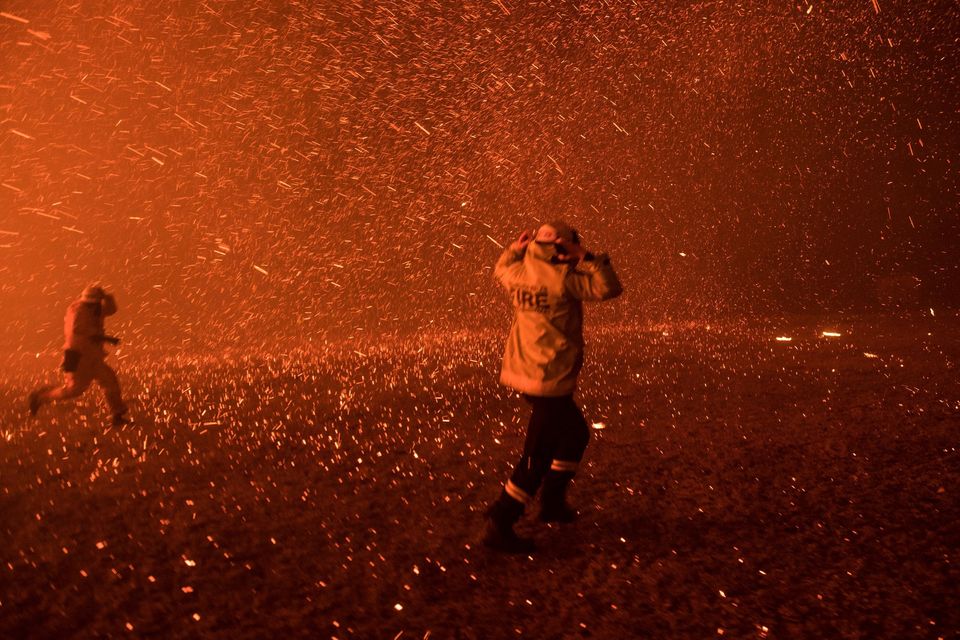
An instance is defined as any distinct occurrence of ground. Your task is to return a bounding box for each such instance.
[1,313,958,639]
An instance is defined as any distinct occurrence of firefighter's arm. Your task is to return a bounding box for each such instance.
[493,230,532,290]
[101,293,118,316]
[494,248,523,289]
[65,305,94,349]
[565,253,624,301]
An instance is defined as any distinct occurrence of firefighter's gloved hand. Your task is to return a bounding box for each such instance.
[509,230,532,253]
[62,349,81,373]
[554,238,589,263]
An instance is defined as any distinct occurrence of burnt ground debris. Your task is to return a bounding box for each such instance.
[1,313,958,638]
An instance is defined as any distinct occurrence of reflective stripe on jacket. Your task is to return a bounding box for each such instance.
[495,242,622,397]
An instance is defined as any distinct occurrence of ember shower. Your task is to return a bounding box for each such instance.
[1,1,957,353]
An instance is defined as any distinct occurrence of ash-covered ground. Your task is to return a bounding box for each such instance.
[3,1,959,637]
[1,313,957,639]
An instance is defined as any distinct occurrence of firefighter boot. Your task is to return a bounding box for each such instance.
[539,470,578,523]
[482,491,535,554]
[28,390,41,417]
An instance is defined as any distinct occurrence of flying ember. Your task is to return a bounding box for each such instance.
[0,0,957,638]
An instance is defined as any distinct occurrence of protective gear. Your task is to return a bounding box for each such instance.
[483,492,535,554]
[484,224,622,548]
[61,349,81,373]
[80,285,105,303]
[533,221,578,245]
[494,234,622,397]
[539,470,578,523]
[39,355,127,416]
[504,394,588,519]
[65,292,118,353]
[30,290,127,420]
[28,390,42,416]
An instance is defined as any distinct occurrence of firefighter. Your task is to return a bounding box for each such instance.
[483,221,623,553]
[28,285,129,426]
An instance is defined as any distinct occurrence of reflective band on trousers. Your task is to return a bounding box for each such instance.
[505,480,533,504]
[550,459,579,472]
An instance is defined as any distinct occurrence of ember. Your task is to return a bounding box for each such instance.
[1,0,958,637]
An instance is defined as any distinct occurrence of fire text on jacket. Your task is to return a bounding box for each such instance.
[511,285,550,313]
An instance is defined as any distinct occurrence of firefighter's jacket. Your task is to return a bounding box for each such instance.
[63,294,117,355]
[495,241,622,397]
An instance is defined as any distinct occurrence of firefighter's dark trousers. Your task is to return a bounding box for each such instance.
[35,353,127,417]
[489,394,590,523]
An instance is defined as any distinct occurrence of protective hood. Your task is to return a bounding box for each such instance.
[534,221,578,245]
[80,285,105,303]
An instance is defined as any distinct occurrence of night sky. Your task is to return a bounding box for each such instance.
[1,1,957,354]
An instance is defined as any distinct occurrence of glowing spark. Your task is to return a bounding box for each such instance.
[591,422,606,430]
[821,331,842,337]
[486,235,504,248]
[0,11,29,23]
[173,112,195,128]
[546,155,564,175]
[253,265,268,275]
[775,336,792,342]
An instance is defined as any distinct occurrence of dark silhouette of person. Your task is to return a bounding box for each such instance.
[29,285,129,426]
